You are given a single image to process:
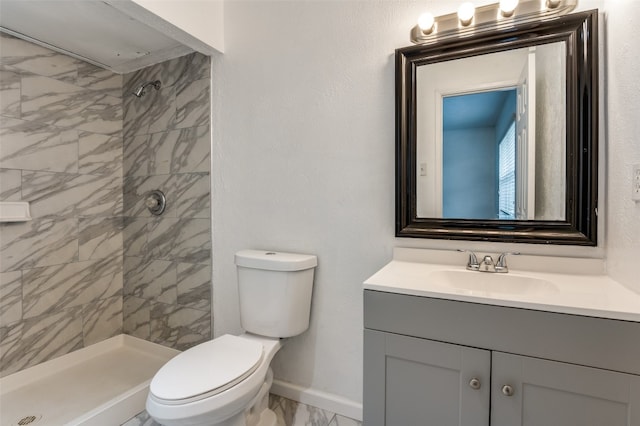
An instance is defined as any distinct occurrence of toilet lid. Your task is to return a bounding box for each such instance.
[150,335,264,402]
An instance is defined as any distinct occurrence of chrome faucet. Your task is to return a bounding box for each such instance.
[458,250,519,273]
[480,255,496,272]
[457,249,479,271]
[495,252,519,273]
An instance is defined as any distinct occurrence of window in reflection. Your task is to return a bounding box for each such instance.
[498,121,516,219]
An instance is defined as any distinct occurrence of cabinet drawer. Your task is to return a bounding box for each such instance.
[364,290,640,375]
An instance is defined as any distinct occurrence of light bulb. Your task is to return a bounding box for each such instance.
[458,2,476,26]
[418,12,436,34]
[499,0,519,17]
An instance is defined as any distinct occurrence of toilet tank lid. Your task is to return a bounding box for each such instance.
[235,250,317,271]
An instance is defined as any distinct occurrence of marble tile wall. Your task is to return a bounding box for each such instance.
[0,32,124,377]
[121,53,212,351]
[121,396,362,426]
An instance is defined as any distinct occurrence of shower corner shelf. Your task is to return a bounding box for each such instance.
[0,201,32,222]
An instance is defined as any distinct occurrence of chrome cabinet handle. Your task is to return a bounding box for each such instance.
[501,384,514,396]
[469,378,481,390]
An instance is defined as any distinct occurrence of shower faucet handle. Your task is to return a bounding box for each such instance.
[145,196,159,209]
[145,190,166,216]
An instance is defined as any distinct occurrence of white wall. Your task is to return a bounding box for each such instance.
[535,42,566,220]
[213,0,638,415]
[214,1,408,410]
[603,0,640,292]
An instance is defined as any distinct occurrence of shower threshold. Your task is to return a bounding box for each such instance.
[0,334,178,426]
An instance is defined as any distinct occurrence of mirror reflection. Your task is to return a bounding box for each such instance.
[416,42,566,221]
[442,89,517,219]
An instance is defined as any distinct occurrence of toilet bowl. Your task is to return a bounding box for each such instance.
[146,334,281,426]
[146,250,317,426]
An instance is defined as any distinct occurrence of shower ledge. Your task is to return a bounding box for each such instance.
[0,201,31,222]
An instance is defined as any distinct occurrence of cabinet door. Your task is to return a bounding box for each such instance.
[492,352,640,426]
[364,329,490,426]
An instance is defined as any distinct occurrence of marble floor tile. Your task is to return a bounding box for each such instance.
[270,394,335,426]
[121,410,162,426]
[121,398,360,426]
[328,415,362,426]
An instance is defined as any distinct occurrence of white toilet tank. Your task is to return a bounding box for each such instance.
[235,250,317,338]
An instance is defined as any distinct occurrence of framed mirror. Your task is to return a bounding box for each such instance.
[396,10,598,245]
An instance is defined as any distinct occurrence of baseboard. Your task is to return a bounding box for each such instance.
[270,379,363,421]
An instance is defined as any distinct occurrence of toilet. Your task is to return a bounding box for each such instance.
[146,250,317,426]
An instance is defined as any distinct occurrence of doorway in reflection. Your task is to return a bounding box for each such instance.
[442,89,517,219]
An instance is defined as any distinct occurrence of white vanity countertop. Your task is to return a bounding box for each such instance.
[364,248,640,322]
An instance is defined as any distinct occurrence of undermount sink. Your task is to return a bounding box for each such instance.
[427,270,559,295]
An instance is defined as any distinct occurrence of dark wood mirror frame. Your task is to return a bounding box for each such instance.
[396,10,598,245]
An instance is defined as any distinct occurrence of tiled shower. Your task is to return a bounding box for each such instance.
[0,32,212,377]
[121,52,212,351]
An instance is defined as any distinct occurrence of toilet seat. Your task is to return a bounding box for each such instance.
[150,335,264,405]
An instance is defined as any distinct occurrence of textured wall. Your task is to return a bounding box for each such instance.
[215,0,618,413]
[121,53,212,350]
[603,0,640,292]
[0,33,124,377]
[535,42,566,221]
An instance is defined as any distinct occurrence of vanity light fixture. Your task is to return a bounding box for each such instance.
[411,0,577,44]
[499,0,519,17]
[458,2,476,26]
[418,12,436,34]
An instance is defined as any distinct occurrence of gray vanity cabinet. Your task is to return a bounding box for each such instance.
[491,352,640,426]
[363,290,640,426]
[364,329,490,426]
